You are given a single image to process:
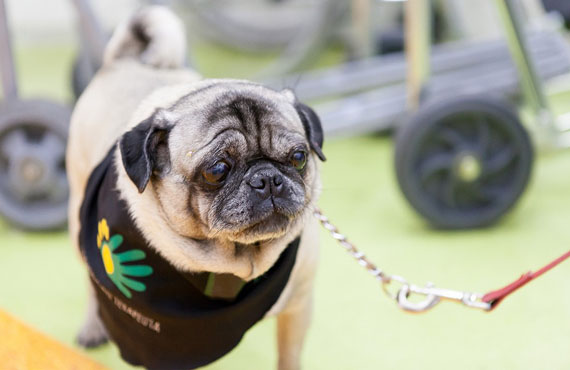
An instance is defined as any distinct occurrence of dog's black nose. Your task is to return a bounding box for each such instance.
[248,173,284,199]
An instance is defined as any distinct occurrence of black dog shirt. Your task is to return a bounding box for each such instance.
[79,147,300,369]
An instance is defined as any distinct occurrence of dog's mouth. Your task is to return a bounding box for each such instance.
[243,212,289,235]
[213,195,305,243]
[227,211,292,244]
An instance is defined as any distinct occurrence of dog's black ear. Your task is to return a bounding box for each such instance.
[295,102,326,161]
[119,109,174,193]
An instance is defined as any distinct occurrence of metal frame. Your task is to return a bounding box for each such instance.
[496,0,570,148]
[404,0,431,108]
[495,0,549,113]
[71,0,107,66]
[495,0,562,148]
[0,0,106,100]
[0,0,18,100]
[404,0,570,148]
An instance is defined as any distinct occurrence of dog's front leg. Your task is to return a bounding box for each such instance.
[76,283,109,348]
[276,292,313,370]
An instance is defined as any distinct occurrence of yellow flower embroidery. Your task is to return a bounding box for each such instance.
[97,218,110,248]
[96,218,153,298]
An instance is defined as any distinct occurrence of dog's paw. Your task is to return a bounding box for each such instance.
[76,316,109,348]
[278,361,301,370]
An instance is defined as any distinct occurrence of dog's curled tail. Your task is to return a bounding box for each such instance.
[103,6,186,69]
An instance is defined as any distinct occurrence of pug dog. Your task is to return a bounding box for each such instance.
[66,5,324,370]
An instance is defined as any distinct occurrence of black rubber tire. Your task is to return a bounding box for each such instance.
[0,100,71,231]
[394,96,533,229]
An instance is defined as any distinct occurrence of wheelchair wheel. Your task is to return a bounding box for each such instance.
[180,0,348,76]
[395,96,533,229]
[0,100,70,231]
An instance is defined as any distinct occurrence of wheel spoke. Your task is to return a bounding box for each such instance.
[483,147,516,177]
[38,131,65,164]
[476,118,490,156]
[468,185,502,203]
[0,129,29,159]
[438,128,464,150]
[47,173,69,202]
[6,159,32,201]
[419,152,454,183]
[441,173,458,208]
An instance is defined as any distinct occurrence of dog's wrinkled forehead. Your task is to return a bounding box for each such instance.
[167,82,305,161]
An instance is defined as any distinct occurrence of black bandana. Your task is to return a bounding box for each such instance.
[79,147,300,370]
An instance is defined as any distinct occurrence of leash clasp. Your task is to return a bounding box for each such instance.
[396,283,492,313]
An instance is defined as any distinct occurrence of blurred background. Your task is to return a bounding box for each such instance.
[0,0,569,369]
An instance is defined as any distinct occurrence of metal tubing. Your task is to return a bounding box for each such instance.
[0,0,18,100]
[351,0,372,59]
[405,0,431,108]
[71,0,106,65]
[316,50,570,136]
[271,32,563,102]
[495,0,550,114]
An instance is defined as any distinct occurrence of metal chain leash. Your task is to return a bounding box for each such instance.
[313,208,492,312]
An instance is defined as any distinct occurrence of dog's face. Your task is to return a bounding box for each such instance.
[120,81,325,244]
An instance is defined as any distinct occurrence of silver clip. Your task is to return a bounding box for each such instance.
[397,284,440,312]
[396,283,492,312]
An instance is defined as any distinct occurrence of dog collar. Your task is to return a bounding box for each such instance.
[183,270,246,300]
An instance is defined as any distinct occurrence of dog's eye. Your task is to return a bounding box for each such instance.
[202,161,231,185]
[290,150,307,171]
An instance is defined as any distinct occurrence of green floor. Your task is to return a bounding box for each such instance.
[0,45,569,370]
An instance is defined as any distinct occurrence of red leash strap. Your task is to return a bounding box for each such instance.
[482,249,570,310]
